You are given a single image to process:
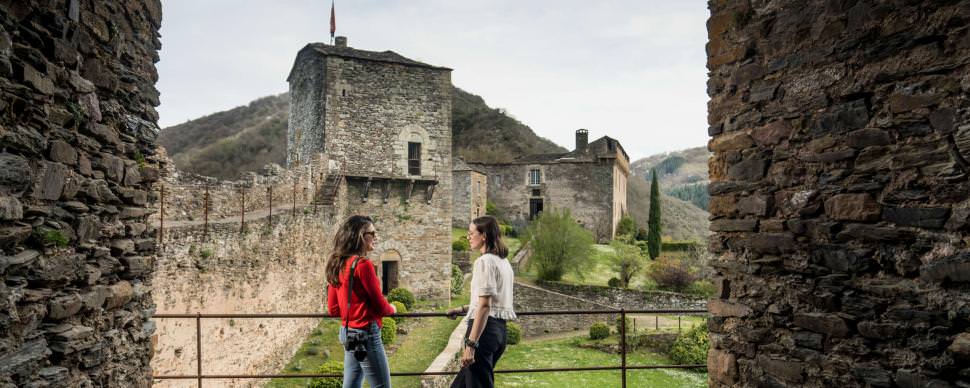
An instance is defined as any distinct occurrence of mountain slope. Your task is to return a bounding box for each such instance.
[158,87,564,179]
[627,175,710,241]
[631,146,711,211]
[158,94,290,179]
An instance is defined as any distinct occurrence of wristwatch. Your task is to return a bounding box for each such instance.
[464,338,479,349]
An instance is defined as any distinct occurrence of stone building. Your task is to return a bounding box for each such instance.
[286,36,453,301]
[452,157,488,228]
[474,129,629,240]
[706,1,970,386]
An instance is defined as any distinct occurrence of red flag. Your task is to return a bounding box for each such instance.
[329,2,336,39]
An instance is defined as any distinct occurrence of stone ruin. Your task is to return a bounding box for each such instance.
[0,1,162,386]
[707,0,970,386]
[4,0,970,387]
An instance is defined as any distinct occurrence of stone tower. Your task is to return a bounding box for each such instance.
[286,37,453,300]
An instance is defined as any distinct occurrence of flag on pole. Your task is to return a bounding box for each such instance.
[329,1,336,40]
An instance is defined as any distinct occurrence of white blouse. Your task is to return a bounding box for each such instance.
[467,253,517,320]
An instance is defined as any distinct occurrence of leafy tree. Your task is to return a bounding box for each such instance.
[523,208,593,281]
[647,169,663,259]
[666,182,710,211]
[615,215,637,241]
[608,241,645,288]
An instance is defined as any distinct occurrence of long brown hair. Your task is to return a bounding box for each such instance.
[326,215,373,286]
[472,215,508,258]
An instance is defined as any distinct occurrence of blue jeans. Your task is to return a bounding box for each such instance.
[338,322,392,388]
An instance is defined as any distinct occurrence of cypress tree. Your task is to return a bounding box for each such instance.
[647,168,662,259]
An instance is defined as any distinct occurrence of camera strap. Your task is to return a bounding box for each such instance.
[344,255,363,333]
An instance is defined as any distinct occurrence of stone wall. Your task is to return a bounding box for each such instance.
[513,281,616,338]
[0,1,162,386]
[534,280,707,310]
[151,210,339,387]
[344,179,452,302]
[452,169,486,228]
[707,1,970,386]
[151,158,320,223]
[478,161,617,240]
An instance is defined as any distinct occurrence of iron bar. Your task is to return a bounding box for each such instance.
[152,308,709,382]
[196,313,202,388]
[153,309,706,319]
[153,363,708,380]
[620,309,627,388]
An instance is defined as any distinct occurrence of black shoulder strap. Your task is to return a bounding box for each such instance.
[344,256,363,330]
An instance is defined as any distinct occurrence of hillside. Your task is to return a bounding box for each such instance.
[631,146,711,211]
[157,87,564,179]
[626,175,710,242]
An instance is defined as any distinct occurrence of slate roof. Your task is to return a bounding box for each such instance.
[302,42,450,70]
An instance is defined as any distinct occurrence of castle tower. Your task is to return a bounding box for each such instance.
[285,37,454,300]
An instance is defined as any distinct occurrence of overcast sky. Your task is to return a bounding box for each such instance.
[156,0,710,162]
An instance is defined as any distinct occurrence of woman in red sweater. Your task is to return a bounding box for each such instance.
[326,215,397,388]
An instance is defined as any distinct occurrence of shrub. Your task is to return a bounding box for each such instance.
[607,277,621,288]
[200,249,214,259]
[615,316,633,333]
[499,224,515,237]
[636,227,649,241]
[686,280,716,297]
[615,215,637,240]
[523,208,593,281]
[451,265,464,295]
[647,257,697,292]
[390,301,407,323]
[307,359,343,388]
[669,322,709,365]
[589,322,610,340]
[304,346,319,356]
[506,322,522,345]
[381,317,397,344]
[387,288,415,310]
[452,238,470,252]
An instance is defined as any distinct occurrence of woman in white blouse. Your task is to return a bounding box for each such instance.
[447,215,516,388]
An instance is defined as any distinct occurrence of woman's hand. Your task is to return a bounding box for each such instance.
[460,346,475,368]
[390,303,397,314]
[446,307,464,320]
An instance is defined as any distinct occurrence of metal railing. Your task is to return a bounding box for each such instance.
[152,308,708,387]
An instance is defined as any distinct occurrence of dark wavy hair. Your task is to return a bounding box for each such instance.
[325,215,374,286]
[472,215,508,258]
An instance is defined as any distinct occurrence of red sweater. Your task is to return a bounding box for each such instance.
[327,256,395,329]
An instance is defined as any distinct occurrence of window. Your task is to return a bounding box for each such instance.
[408,142,421,175]
[528,169,541,185]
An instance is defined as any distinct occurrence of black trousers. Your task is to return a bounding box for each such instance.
[450,317,508,388]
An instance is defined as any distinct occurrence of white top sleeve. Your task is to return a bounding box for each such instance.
[474,254,498,296]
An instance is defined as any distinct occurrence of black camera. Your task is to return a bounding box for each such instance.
[345,331,368,361]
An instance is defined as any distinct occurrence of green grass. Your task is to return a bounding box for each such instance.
[388,313,462,387]
[266,320,344,387]
[269,280,471,388]
[495,335,707,387]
